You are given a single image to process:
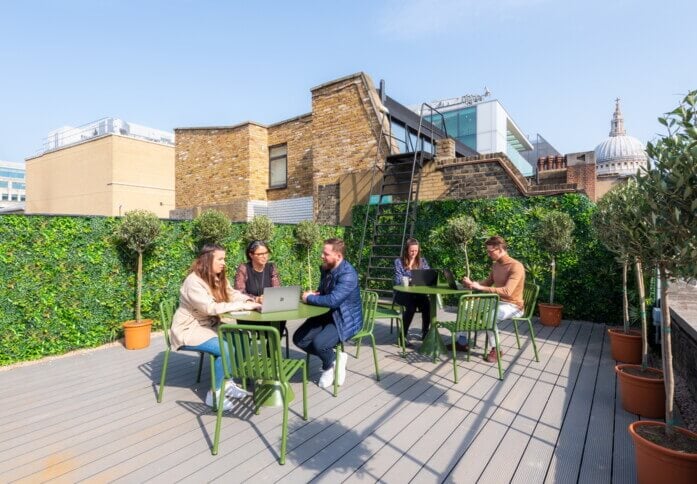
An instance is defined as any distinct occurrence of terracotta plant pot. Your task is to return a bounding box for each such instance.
[615,364,665,418]
[607,328,642,363]
[629,421,697,484]
[538,303,562,326]
[123,319,153,350]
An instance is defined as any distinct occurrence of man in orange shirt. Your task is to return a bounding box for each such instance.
[460,235,525,363]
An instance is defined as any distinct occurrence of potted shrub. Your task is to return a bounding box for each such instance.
[295,220,321,290]
[114,209,162,349]
[627,91,697,482]
[446,214,479,279]
[192,209,231,249]
[535,209,575,326]
[244,215,275,243]
[594,183,642,364]
[598,181,665,417]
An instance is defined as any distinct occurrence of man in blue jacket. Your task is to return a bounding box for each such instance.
[295,238,362,388]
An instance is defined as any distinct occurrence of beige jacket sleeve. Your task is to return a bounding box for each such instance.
[169,273,252,349]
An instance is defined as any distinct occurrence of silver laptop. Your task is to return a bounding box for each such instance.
[260,286,301,313]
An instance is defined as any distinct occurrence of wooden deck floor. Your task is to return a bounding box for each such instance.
[0,311,648,483]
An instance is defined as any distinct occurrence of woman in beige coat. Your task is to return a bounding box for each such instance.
[170,244,261,411]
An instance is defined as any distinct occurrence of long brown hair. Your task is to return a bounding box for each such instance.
[401,238,424,269]
[189,243,229,302]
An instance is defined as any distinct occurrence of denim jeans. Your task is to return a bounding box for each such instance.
[181,337,230,390]
[293,313,340,371]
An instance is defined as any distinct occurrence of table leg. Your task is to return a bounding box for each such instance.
[418,295,446,360]
[254,380,295,409]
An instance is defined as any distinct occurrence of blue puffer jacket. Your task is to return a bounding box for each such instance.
[306,259,362,342]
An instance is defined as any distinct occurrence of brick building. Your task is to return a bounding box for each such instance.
[173,72,597,225]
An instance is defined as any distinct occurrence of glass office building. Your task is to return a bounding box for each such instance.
[0,161,26,205]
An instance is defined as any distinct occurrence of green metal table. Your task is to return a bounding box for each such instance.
[225,302,329,407]
[393,284,471,361]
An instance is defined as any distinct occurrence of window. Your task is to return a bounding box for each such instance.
[0,169,24,179]
[269,145,287,188]
[1,193,8,201]
[12,182,25,190]
[0,181,7,188]
[20,195,26,201]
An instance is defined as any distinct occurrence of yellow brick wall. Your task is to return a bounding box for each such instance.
[267,115,313,201]
[175,126,257,210]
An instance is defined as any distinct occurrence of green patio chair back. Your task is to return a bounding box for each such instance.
[212,324,307,464]
[157,298,209,403]
[437,294,502,382]
[512,283,540,362]
[350,290,380,381]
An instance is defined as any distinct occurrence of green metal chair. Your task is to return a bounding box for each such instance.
[157,299,215,404]
[436,294,502,382]
[351,290,380,380]
[212,324,307,464]
[376,300,406,356]
[512,283,540,362]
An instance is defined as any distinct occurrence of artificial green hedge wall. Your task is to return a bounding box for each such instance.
[345,194,622,324]
[0,215,342,366]
[0,194,621,366]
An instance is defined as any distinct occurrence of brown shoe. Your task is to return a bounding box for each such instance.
[445,342,470,352]
[485,348,500,363]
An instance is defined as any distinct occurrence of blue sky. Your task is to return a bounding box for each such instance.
[1,0,695,163]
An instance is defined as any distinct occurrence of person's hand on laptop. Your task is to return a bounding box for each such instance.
[242,301,262,311]
[302,290,318,303]
[254,295,263,304]
[462,276,483,291]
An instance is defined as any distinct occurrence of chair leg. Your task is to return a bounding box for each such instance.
[493,325,503,380]
[211,385,225,455]
[208,355,218,408]
[390,317,393,334]
[196,352,204,383]
[396,318,406,357]
[157,349,170,403]
[280,387,289,465]
[302,361,308,420]
[369,334,380,381]
[355,337,362,358]
[284,327,290,359]
[451,332,459,384]
[513,320,521,349]
[527,318,540,362]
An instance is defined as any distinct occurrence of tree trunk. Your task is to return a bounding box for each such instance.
[550,256,556,304]
[634,259,648,369]
[464,246,470,279]
[306,247,311,290]
[659,263,675,436]
[622,260,629,333]
[136,250,143,323]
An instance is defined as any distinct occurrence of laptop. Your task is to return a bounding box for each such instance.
[443,268,465,290]
[259,286,301,313]
[410,269,438,287]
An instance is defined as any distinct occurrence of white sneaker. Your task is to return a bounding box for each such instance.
[205,390,234,412]
[225,380,251,399]
[336,351,348,386]
[318,366,335,388]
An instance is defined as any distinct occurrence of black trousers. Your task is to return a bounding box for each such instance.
[394,292,431,338]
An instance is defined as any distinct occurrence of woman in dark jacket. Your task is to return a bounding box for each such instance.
[233,240,285,336]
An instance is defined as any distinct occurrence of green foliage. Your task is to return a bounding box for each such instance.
[348,194,621,323]
[430,214,479,278]
[244,215,275,243]
[0,215,343,366]
[294,220,322,289]
[192,210,232,249]
[113,210,161,254]
[535,210,575,257]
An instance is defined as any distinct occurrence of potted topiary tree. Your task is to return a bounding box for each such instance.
[295,220,321,290]
[114,209,161,349]
[192,209,232,250]
[446,214,479,279]
[627,90,697,482]
[535,209,575,326]
[594,182,642,364]
[244,215,275,244]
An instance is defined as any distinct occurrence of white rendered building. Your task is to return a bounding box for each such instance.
[0,160,26,211]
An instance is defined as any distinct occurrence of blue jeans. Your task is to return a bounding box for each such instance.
[181,337,230,390]
[293,313,340,371]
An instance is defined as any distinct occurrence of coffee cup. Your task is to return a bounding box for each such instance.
[402,276,410,287]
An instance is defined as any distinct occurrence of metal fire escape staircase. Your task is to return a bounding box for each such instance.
[358,103,448,302]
